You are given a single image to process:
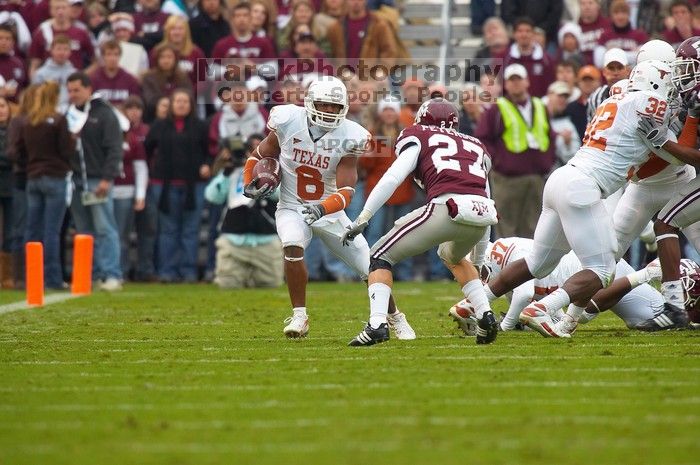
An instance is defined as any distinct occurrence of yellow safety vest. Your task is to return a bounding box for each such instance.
[496,97,550,153]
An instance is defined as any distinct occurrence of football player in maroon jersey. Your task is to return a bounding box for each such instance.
[343,98,499,345]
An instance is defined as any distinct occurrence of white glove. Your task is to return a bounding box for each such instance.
[637,115,670,149]
[301,204,325,225]
[341,220,368,246]
[243,179,273,200]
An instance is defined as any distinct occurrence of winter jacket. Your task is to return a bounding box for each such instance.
[70,97,124,182]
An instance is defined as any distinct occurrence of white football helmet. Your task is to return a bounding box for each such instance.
[636,39,676,64]
[304,75,349,130]
[627,60,673,99]
[609,78,629,96]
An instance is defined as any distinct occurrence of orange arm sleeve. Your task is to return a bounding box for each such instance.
[678,116,699,148]
[320,188,354,215]
[242,151,261,185]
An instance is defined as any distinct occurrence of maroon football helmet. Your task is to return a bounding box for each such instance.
[672,36,700,95]
[414,97,459,129]
[680,259,700,324]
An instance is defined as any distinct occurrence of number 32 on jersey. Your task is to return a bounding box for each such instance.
[583,96,667,151]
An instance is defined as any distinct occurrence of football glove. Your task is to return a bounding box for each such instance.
[341,220,369,246]
[637,115,669,149]
[243,179,273,200]
[301,204,325,225]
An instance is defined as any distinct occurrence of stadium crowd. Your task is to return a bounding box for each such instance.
[0,0,699,290]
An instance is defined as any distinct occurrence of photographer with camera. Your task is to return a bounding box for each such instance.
[204,133,283,289]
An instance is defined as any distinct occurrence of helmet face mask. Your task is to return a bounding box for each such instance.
[304,77,349,130]
[671,36,700,96]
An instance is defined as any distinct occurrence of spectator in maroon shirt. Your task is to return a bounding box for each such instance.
[142,44,192,122]
[250,0,277,40]
[473,17,510,74]
[211,1,276,81]
[663,0,700,47]
[28,0,94,78]
[0,24,26,102]
[90,40,141,108]
[114,95,149,278]
[278,25,330,82]
[151,15,206,85]
[594,0,648,68]
[503,17,554,98]
[133,0,169,51]
[579,0,610,65]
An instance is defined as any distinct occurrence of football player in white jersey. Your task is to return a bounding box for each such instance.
[633,37,700,330]
[481,59,681,338]
[450,237,666,333]
[612,39,700,262]
[242,76,415,339]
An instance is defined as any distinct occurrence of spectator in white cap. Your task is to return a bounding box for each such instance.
[545,80,581,166]
[475,61,556,239]
[586,47,631,122]
[556,22,585,68]
[109,13,149,79]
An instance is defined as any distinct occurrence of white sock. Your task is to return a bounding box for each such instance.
[566,303,586,322]
[484,284,498,302]
[578,311,598,324]
[537,288,571,314]
[626,269,650,288]
[661,280,685,308]
[293,307,307,318]
[462,279,491,319]
[368,283,391,328]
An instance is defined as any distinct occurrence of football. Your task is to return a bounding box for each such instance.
[253,157,281,191]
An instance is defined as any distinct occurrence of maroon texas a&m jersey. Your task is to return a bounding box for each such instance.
[394,124,491,202]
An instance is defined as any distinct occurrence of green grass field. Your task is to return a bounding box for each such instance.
[1,282,699,465]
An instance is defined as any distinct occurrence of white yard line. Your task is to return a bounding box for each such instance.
[0,293,79,315]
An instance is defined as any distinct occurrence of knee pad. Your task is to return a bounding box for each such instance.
[437,243,458,266]
[369,258,392,272]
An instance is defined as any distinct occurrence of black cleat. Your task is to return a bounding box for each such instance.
[349,323,390,346]
[635,303,689,331]
[476,311,498,344]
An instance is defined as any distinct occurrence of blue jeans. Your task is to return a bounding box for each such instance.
[134,186,159,279]
[113,197,135,278]
[10,186,26,254]
[150,183,205,281]
[0,194,11,252]
[206,201,224,275]
[71,178,122,281]
[24,176,68,288]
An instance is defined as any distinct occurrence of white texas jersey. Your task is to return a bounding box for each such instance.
[486,237,581,297]
[267,104,370,209]
[572,90,673,197]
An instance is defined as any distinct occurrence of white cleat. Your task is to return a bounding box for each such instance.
[519,304,571,338]
[99,278,123,292]
[449,299,478,336]
[553,314,578,337]
[387,311,416,340]
[283,314,309,338]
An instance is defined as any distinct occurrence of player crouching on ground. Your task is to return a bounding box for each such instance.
[343,98,499,346]
[204,134,284,289]
[242,76,415,340]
